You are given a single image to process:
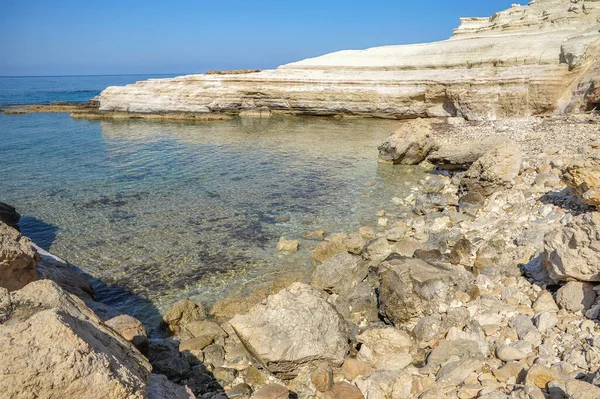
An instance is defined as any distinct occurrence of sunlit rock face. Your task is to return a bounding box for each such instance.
[100,0,600,120]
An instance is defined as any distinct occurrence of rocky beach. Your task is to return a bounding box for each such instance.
[2,0,600,398]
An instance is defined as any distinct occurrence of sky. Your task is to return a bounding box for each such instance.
[0,0,517,76]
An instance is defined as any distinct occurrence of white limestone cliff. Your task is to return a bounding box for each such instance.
[99,0,600,120]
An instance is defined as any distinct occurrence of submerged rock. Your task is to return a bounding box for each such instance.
[0,280,151,399]
[276,237,299,252]
[0,221,39,292]
[229,283,349,375]
[378,119,437,165]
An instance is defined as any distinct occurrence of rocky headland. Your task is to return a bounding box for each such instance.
[96,0,600,120]
[3,0,600,398]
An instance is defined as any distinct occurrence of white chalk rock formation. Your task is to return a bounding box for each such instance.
[99,0,600,120]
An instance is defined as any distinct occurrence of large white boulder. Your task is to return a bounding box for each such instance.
[544,212,600,281]
[230,283,349,375]
[462,141,523,196]
[377,119,437,165]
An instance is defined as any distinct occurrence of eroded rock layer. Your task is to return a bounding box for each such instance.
[100,0,600,120]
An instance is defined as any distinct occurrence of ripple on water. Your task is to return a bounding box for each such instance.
[0,113,426,328]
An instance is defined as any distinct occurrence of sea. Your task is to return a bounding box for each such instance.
[0,75,423,330]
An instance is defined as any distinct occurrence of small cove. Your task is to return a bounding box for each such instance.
[1,112,425,328]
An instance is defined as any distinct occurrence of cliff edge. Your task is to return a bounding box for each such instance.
[99,0,600,120]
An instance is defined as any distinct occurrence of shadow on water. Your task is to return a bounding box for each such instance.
[73,269,231,397]
[78,271,232,397]
[19,216,58,251]
[15,217,230,397]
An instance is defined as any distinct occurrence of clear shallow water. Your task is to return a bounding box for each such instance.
[0,74,179,105]
[1,112,425,328]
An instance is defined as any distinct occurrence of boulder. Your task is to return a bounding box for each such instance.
[428,137,508,171]
[473,238,516,276]
[310,253,368,294]
[524,364,568,389]
[496,345,528,362]
[563,379,600,399]
[333,281,379,325]
[356,327,413,371]
[462,141,522,196]
[342,358,373,381]
[163,298,206,334]
[412,315,442,343]
[436,358,483,384]
[458,192,485,216]
[427,340,486,366]
[33,244,94,299]
[533,312,558,333]
[251,383,290,399]
[147,373,196,399]
[0,202,20,229]
[531,290,559,313]
[354,370,414,399]
[448,238,474,266]
[229,283,349,375]
[0,280,151,399]
[378,256,464,325]
[543,212,600,281]
[378,119,437,165]
[323,382,364,399]
[413,193,447,216]
[310,239,347,263]
[562,152,600,210]
[180,319,227,342]
[105,314,148,353]
[555,281,596,314]
[362,236,392,264]
[0,221,39,291]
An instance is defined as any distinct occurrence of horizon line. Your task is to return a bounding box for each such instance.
[0,73,195,78]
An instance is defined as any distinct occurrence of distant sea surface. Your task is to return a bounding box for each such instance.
[0,74,180,105]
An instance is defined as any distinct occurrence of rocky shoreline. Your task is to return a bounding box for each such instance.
[2,113,600,398]
[2,0,600,397]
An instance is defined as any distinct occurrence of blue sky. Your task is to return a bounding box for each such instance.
[0,0,516,76]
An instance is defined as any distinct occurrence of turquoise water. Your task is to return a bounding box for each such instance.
[1,109,424,328]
